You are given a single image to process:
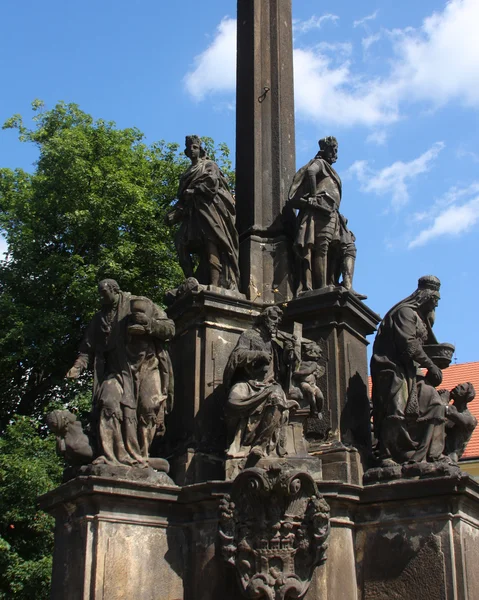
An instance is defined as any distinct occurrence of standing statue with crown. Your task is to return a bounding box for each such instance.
[369,275,458,475]
[166,135,240,290]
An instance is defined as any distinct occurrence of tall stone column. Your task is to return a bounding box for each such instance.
[235,0,296,303]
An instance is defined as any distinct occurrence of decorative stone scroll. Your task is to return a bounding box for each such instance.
[219,466,330,600]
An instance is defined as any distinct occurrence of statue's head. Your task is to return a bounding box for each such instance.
[258,305,283,336]
[318,136,338,165]
[451,382,476,404]
[302,340,322,361]
[415,275,441,314]
[185,135,206,160]
[98,278,120,306]
[46,410,77,436]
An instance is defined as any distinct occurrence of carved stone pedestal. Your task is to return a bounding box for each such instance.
[356,474,479,600]
[239,230,294,303]
[41,470,479,599]
[284,288,380,484]
[225,410,322,480]
[165,288,259,485]
[40,476,185,600]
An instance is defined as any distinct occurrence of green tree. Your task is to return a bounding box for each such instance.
[0,101,234,598]
[0,417,63,600]
[0,100,233,429]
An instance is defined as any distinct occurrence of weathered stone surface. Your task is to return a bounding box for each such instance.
[58,279,175,470]
[40,476,184,600]
[164,287,259,484]
[284,288,380,484]
[356,474,479,600]
[235,0,296,302]
[165,136,240,291]
[41,472,479,599]
[219,467,330,600]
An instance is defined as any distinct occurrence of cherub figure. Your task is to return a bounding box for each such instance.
[292,341,325,417]
[444,382,477,462]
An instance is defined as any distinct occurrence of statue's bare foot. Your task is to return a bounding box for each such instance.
[379,458,399,468]
[118,455,137,467]
[250,446,265,458]
[286,399,300,410]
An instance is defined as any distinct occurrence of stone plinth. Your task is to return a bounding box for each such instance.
[284,288,380,484]
[356,474,479,599]
[165,288,259,485]
[41,473,479,599]
[40,476,184,600]
[238,231,294,304]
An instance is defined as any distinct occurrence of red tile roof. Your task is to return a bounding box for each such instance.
[368,361,479,459]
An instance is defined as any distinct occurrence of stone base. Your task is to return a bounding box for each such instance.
[40,475,184,600]
[62,461,174,485]
[356,474,479,599]
[311,443,364,485]
[284,288,380,487]
[225,454,323,481]
[364,459,462,485]
[40,473,479,599]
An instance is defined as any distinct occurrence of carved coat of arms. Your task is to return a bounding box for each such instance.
[219,467,330,599]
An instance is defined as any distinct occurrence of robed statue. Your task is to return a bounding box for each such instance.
[59,279,175,468]
[288,136,342,293]
[166,135,240,290]
[223,306,300,459]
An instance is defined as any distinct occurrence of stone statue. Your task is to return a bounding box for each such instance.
[65,279,175,468]
[444,383,477,462]
[292,340,325,417]
[328,214,357,291]
[166,135,240,290]
[46,410,94,466]
[223,306,299,459]
[370,275,456,468]
[288,136,341,293]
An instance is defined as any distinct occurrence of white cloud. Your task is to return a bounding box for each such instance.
[409,195,479,248]
[348,142,445,209]
[388,0,479,109]
[353,11,379,29]
[293,48,398,127]
[183,18,237,101]
[366,130,387,146]
[362,33,382,52]
[294,14,339,34]
[314,41,353,57]
[183,0,479,128]
[456,147,479,164]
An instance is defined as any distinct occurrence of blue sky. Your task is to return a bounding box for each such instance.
[1,0,478,363]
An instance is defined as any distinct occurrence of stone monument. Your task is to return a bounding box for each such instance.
[40,2,479,599]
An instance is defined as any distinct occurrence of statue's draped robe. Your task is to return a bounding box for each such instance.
[74,293,174,463]
[223,328,289,456]
[288,156,342,252]
[371,303,446,463]
[176,158,240,289]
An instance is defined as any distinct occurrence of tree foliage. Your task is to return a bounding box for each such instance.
[0,417,63,599]
[0,101,234,598]
[0,100,233,429]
